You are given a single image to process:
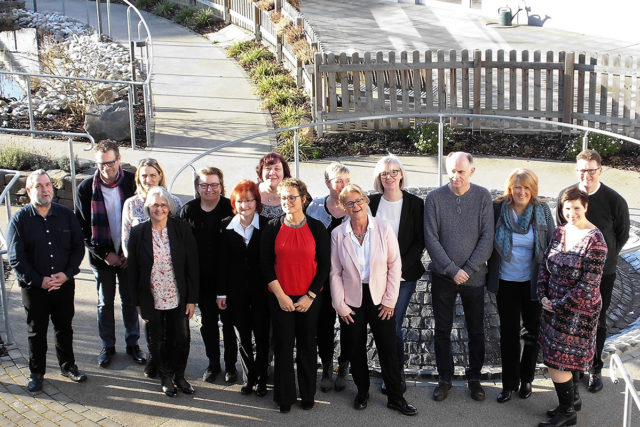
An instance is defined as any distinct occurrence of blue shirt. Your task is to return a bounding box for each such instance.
[499,210,534,282]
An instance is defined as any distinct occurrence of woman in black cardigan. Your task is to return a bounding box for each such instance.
[218,180,270,397]
[369,154,425,393]
[128,186,199,397]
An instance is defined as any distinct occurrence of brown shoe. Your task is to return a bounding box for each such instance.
[433,382,451,401]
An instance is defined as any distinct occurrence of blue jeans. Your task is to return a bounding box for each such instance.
[93,267,140,348]
[395,280,416,366]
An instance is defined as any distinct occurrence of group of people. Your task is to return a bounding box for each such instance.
[5,140,630,425]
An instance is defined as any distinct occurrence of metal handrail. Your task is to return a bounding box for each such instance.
[609,354,640,427]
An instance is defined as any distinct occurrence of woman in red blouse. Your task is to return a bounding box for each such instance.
[260,178,330,413]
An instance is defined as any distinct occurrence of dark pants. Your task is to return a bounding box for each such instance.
[394,280,417,367]
[496,279,541,389]
[432,274,485,384]
[147,305,190,380]
[269,293,321,406]
[200,297,237,371]
[22,281,76,376]
[317,285,347,365]
[233,299,270,385]
[92,266,139,348]
[592,273,616,373]
[342,284,403,402]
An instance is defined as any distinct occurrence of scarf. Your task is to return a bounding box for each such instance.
[90,167,126,252]
[494,200,547,263]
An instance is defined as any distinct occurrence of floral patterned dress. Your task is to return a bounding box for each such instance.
[537,225,608,371]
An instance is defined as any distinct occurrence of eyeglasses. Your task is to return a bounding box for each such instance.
[138,158,159,166]
[198,183,220,190]
[281,195,302,202]
[95,159,117,168]
[151,203,169,210]
[344,198,366,209]
[331,178,350,186]
[577,168,601,176]
[380,169,400,178]
[237,199,255,204]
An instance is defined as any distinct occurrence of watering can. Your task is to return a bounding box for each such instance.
[498,6,513,26]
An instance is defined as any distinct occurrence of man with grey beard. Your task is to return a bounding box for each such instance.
[7,170,87,392]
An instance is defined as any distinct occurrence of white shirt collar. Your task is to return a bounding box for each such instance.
[227,213,261,230]
[345,214,375,235]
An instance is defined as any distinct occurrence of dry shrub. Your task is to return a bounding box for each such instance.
[288,0,301,10]
[275,17,292,37]
[270,11,282,23]
[283,24,304,45]
[292,39,313,64]
[256,0,274,11]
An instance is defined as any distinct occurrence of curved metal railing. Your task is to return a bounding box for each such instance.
[609,354,640,427]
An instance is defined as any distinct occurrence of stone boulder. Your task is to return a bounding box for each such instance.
[83,101,130,142]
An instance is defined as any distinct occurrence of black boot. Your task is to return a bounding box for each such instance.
[334,360,349,392]
[547,372,582,417]
[539,379,577,427]
[320,362,333,393]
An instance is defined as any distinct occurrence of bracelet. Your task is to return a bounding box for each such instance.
[306,292,315,300]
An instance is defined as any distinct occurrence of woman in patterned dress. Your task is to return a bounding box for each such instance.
[256,152,292,219]
[127,187,199,398]
[537,187,607,427]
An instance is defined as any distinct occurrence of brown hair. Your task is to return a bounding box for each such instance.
[96,139,120,158]
[497,168,539,205]
[560,186,589,209]
[134,158,167,196]
[229,180,262,215]
[576,149,602,167]
[194,166,225,197]
[277,177,311,209]
[256,152,291,182]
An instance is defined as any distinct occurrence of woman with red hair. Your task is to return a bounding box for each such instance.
[218,180,270,397]
[256,152,292,219]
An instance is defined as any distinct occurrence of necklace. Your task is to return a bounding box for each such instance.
[353,231,366,240]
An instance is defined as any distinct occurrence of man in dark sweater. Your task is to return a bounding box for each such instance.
[424,152,494,402]
[557,149,630,393]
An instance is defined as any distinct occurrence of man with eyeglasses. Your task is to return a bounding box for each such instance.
[179,167,237,384]
[557,149,630,393]
[424,152,494,402]
[77,140,145,368]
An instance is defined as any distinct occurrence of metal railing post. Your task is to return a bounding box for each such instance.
[143,83,152,147]
[33,0,37,12]
[609,354,640,427]
[0,255,13,346]
[106,0,112,38]
[438,115,444,187]
[129,40,138,104]
[582,131,589,151]
[25,75,35,137]
[294,130,300,178]
[96,0,103,39]
[128,86,136,149]
[67,138,78,213]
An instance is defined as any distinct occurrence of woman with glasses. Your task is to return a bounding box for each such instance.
[179,167,238,384]
[306,162,351,393]
[127,186,199,397]
[122,158,182,377]
[330,184,418,416]
[218,180,269,397]
[260,178,330,413]
[256,152,292,219]
[487,169,555,403]
[369,154,425,394]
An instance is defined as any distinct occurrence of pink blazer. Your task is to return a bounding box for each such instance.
[330,216,402,317]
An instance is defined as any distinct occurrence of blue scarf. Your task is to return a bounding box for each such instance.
[494,200,546,263]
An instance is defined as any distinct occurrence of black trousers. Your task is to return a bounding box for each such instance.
[269,293,321,406]
[233,299,270,385]
[496,279,541,389]
[147,305,190,380]
[317,285,347,366]
[432,274,485,383]
[592,273,616,373]
[341,284,403,401]
[22,281,76,376]
[200,297,237,371]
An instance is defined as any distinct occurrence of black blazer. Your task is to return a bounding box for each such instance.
[127,216,200,320]
[369,190,426,281]
[218,215,269,312]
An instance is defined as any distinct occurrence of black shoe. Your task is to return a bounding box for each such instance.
[353,392,369,410]
[98,346,115,368]
[126,345,146,365]
[334,360,349,392]
[144,357,157,378]
[240,382,255,395]
[539,409,577,426]
[161,377,177,397]
[202,364,221,383]
[519,382,533,399]
[279,404,291,413]
[255,381,268,397]
[27,374,43,392]
[387,398,418,416]
[320,363,333,393]
[468,380,486,401]
[497,389,513,403]
[175,377,195,394]
[433,382,451,401]
[588,372,603,393]
[225,368,238,383]
[60,365,87,383]
[301,400,314,410]
[547,389,582,416]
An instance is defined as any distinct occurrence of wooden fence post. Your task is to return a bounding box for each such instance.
[563,52,575,124]
[276,34,283,62]
[253,4,261,41]
[473,49,482,130]
[274,0,281,13]
[313,52,324,136]
[224,0,231,24]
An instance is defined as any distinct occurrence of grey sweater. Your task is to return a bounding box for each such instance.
[424,183,494,287]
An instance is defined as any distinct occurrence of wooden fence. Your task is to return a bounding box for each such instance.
[313,49,640,136]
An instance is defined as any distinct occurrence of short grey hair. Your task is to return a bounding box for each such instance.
[372,153,407,193]
[26,169,50,190]
[446,151,474,165]
[144,186,178,217]
[324,162,350,182]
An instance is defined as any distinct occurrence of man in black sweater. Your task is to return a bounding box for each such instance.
[557,149,630,393]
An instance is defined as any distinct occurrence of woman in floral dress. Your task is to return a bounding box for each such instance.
[537,186,607,427]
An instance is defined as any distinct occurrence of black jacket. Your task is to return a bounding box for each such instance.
[127,216,200,321]
[76,170,136,269]
[369,190,426,281]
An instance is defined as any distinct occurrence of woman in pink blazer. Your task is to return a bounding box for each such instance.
[330,184,418,416]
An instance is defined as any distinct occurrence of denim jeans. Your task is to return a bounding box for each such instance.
[394,280,416,366]
[93,267,140,348]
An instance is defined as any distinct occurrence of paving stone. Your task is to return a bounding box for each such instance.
[37,420,58,427]
[98,418,123,427]
[60,408,84,422]
[43,401,67,414]
[20,410,44,424]
[66,401,89,413]
[40,409,64,423]
[83,410,106,422]
[78,419,102,427]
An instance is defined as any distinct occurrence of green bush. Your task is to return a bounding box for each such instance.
[238,46,273,67]
[193,8,216,29]
[227,40,255,58]
[175,6,196,25]
[0,147,77,172]
[256,74,295,96]
[567,132,624,159]
[408,122,455,154]
[276,133,314,161]
[154,0,176,17]
[250,60,282,80]
[135,0,157,11]
[264,88,301,110]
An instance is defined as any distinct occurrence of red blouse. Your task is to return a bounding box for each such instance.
[274,222,317,296]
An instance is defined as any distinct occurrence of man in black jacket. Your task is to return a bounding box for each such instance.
[557,149,630,393]
[76,140,145,368]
